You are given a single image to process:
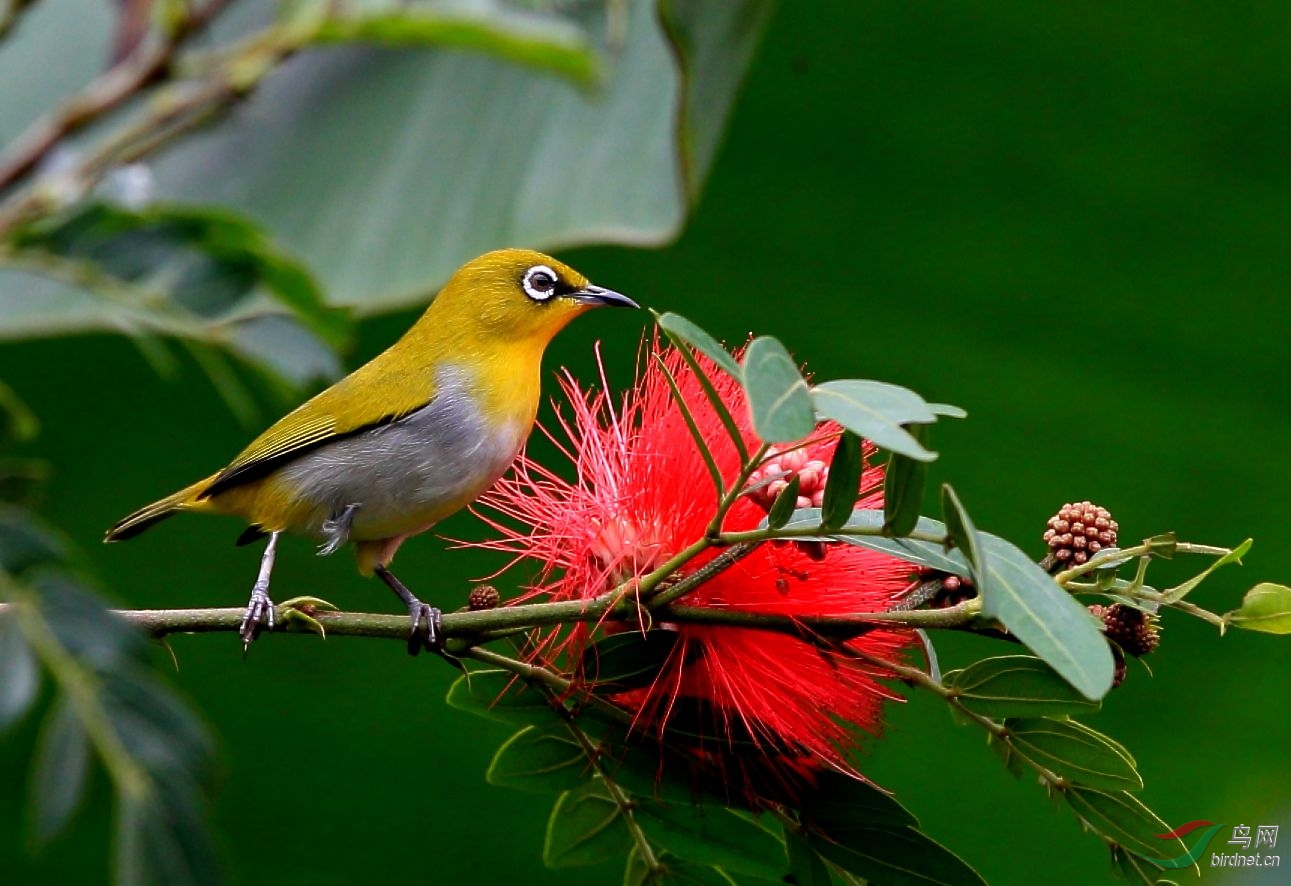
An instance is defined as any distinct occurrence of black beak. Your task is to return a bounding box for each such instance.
[569,284,639,309]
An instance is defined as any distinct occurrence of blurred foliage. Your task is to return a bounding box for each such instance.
[0,387,220,885]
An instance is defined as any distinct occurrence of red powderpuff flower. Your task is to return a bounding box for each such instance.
[474,340,917,784]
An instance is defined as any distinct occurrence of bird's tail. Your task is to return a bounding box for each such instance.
[104,476,216,542]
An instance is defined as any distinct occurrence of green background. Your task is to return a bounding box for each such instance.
[2,2,1289,883]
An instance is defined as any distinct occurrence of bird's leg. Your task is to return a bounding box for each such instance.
[240,531,280,652]
[319,503,360,556]
[374,565,443,657]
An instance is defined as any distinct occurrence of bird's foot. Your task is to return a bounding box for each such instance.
[375,565,456,661]
[277,596,340,638]
[406,600,444,657]
[239,581,275,653]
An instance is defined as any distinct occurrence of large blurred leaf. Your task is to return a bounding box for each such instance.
[146,0,772,312]
[0,613,39,732]
[31,698,90,842]
[3,571,222,884]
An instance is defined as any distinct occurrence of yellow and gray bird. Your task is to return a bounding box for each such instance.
[106,248,637,651]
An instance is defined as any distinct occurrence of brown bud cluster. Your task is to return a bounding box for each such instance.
[1043,501,1118,566]
[747,445,831,511]
[1090,603,1160,658]
[468,585,501,611]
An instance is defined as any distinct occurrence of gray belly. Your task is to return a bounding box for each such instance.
[276,371,527,541]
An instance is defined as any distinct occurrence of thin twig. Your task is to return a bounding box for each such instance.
[0,0,235,193]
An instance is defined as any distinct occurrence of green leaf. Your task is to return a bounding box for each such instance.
[777,508,968,577]
[312,3,598,85]
[742,336,815,443]
[799,771,919,830]
[1005,718,1142,791]
[446,669,556,725]
[582,631,680,691]
[947,656,1102,718]
[940,485,985,579]
[0,380,39,445]
[544,780,633,868]
[767,475,802,529]
[636,803,788,881]
[883,430,930,538]
[658,0,776,196]
[487,725,589,794]
[0,613,39,733]
[31,699,90,842]
[10,202,348,348]
[655,312,742,379]
[786,831,832,886]
[928,403,968,419]
[977,533,1115,701]
[625,848,737,886]
[144,0,771,314]
[805,825,987,886]
[811,381,938,462]
[1160,538,1252,603]
[821,432,863,532]
[1223,582,1291,634]
[0,504,67,574]
[115,780,222,886]
[1063,789,1186,862]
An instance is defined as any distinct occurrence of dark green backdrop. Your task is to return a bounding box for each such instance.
[3,2,1289,884]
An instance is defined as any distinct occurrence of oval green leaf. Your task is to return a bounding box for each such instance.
[1063,789,1185,862]
[1005,718,1142,791]
[767,475,802,530]
[636,803,789,881]
[656,312,742,379]
[742,336,815,443]
[821,431,863,531]
[811,382,937,462]
[581,631,680,691]
[543,780,632,868]
[446,669,555,725]
[1224,582,1291,634]
[487,725,589,794]
[948,656,1102,718]
[940,485,985,579]
[882,435,929,538]
[977,533,1115,701]
[805,825,987,886]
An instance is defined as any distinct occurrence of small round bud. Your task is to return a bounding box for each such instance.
[1043,501,1118,567]
[468,585,501,611]
[1097,603,1160,657]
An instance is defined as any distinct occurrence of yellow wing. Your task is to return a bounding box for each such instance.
[200,353,439,499]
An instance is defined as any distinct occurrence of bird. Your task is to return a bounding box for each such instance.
[105,248,638,653]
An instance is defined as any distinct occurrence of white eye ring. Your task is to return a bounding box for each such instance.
[522,265,558,302]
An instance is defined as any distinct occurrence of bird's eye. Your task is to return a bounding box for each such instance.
[522,265,558,302]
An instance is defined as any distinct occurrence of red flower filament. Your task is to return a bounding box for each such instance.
[473,341,917,785]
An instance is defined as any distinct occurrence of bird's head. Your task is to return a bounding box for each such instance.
[429,248,638,345]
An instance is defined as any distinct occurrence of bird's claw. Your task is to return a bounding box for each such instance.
[239,583,275,653]
[406,602,444,657]
[277,596,340,638]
